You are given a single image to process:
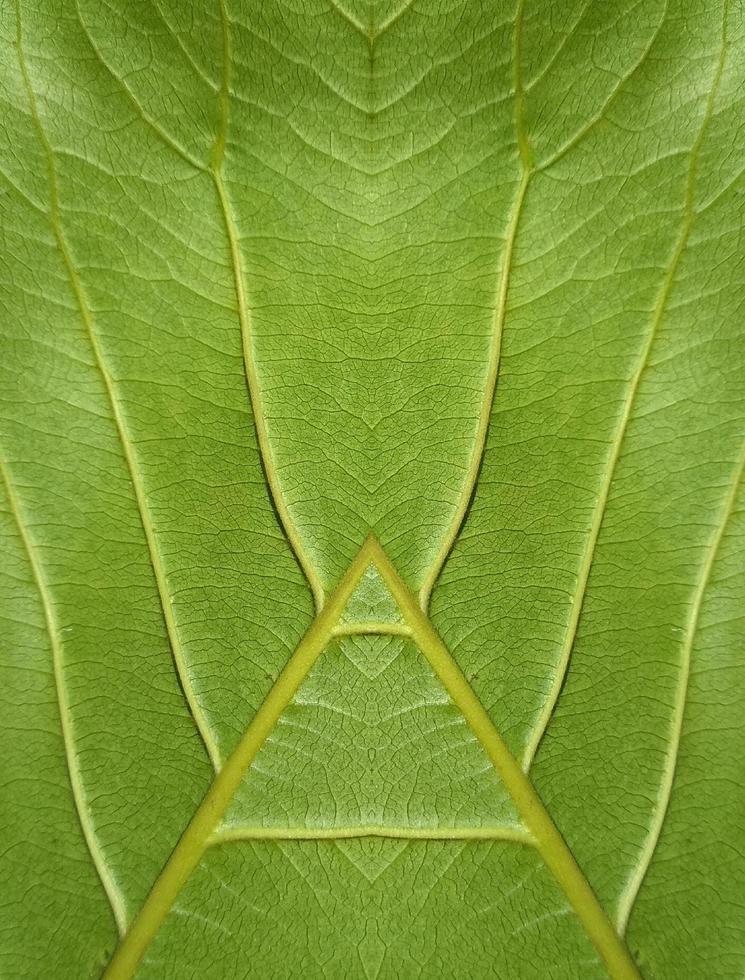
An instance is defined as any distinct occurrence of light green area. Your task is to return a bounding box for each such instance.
[225,637,519,831]
[1,0,744,978]
[339,564,404,625]
[143,841,608,980]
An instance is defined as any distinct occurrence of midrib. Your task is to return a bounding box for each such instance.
[103,542,375,978]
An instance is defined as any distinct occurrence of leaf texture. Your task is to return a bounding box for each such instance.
[1,1,744,978]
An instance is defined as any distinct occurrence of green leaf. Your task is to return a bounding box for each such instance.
[1,1,743,978]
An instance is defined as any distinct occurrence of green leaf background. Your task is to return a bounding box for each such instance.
[1,0,744,977]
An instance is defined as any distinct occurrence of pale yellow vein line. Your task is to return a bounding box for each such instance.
[103,544,372,979]
[0,455,127,935]
[523,0,593,92]
[151,0,219,93]
[73,0,206,172]
[522,6,730,772]
[417,169,524,608]
[211,0,325,612]
[14,5,221,772]
[103,535,640,979]
[373,0,417,41]
[210,824,535,845]
[331,621,412,637]
[616,436,745,934]
[419,0,533,611]
[419,0,532,609]
[326,0,369,39]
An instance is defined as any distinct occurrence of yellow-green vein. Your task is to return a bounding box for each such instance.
[373,0,417,42]
[210,825,534,845]
[536,1,668,174]
[522,5,730,771]
[368,538,641,980]
[419,0,532,608]
[0,454,127,935]
[14,4,221,773]
[104,534,640,978]
[73,0,206,173]
[617,433,745,934]
[212,0,325,611]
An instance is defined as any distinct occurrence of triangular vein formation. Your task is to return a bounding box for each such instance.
[103,537,640,980]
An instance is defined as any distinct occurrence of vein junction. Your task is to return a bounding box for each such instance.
[104,536,640,980]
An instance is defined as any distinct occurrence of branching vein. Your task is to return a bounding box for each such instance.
[103,536,640,980]
[616,433,745,933]
[103,538,374,979]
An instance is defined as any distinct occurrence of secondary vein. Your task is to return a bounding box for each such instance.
[419,0,532,607]
[536,1,668,174]
[522,2,730,772]
[14,5,221,772]
[103,535,641,979]
[616,432,745,935]
[212,0,325,611]
[73,0,205,172]
[0,454,127,935]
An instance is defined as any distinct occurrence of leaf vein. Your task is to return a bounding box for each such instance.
[0,453,128,934]
[211,0,325,610]
[522,1,730,771]
[210,825,534,845]
[14,2,221,771]
[73,0,207,172]
[419,0,532,607]
[616,433,745,933]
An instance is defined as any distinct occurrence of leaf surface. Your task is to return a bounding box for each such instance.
[1,1,744,978]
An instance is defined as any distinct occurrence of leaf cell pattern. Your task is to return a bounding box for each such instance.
[1,1,744,979]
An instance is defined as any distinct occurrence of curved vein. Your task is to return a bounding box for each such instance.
[15,6,221,771]
[212,0,325,610]
[419,0,532,609]
[0,455,127,934]
[326,0,369,39]
[103,534,640,978]
[151,0,220,93]
[374,0,417,41]
[522,6,730,771]
[73,0,206,172]
[524,0,593,91]
[616,434,745,934]
[537,0,668,174]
